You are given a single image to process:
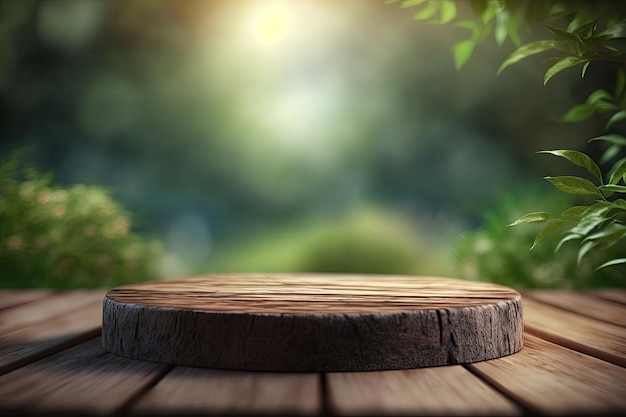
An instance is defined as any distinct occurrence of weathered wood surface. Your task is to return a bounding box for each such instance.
[523,297,626,367]
[103,274,523,371]
[0,290,105,335]
[526,290,626,327]
[0,290,107,375]
[589,288,626,305]
[0,286,625,416]
[0,289,50,310]
[0,338,168,415]
[468,334,626,415]
[132,367,320,416]
[328,366,521,416]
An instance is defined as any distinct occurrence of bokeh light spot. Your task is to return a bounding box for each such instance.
[255,5,290,44]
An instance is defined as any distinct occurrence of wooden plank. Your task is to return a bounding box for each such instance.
[522,297,626,367]
[131,366,320,415]
[0,338,169,415]
[0,293,105,375]
[468,334,626,415]
[328,365,521,416]
[0,290,106,335]
[589,289,626,305]
[104,274,523,371]
[0,290,51,310]
[526,291,626,327]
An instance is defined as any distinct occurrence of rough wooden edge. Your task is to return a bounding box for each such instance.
[102,294,523,372]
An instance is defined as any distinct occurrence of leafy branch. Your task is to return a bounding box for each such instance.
[509,142,626,269]
[387,0,626,271]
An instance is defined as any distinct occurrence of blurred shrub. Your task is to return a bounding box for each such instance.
[0,153,162,288]
[454,190,626,289]
[299,208,448,276]
[206,207,453,276]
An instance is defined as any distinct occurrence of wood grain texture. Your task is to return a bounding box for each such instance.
[132,366,320,415]
[0,338,168,415]
[0,290,50,310]
[468,334,626,415]
[103,274,523,371]
[589,289,626,305]
[523,297,626,367]
[0,290,104,335]
[526,291,626,327]
[328,366,521,416]
[0,292,106,375]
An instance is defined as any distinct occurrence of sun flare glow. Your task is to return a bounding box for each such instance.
[255,5,290,43]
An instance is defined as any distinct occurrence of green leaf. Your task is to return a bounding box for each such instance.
[572,211,611,236]
[599,184,626,194]
[453,40,475,70]
[507,13,522,47]
[582,202,612,217]
[481,1,498,23]
[508,211,561,226]
[600,145,621,165]
[439,0,456,24]
[588,134,626,146]
[582,34,613,45]
[544,176,600,195]
[578,239,596,264]
[574,19,599,37]
[531,219,573,250]
[584,222,626,244]
[606,110,626,129]
[400,0,426,8]
[560,104,595,122]
[596,258,626,270]
[544,57,587,85]
[609,158,626,185]
[611,199,626,210]
[495,9,508,45]
[413,1,439,20]
[603,20,626,38]
[587,89,612,105]
[537,150,602,183]
[555,233,581,252]
[477,20,493,42]
[561,206,588,217]
[546,26,583,43]
[581,61,591,77]
[497,40,578,75]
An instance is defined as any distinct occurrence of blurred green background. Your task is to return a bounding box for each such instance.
[1,0,624,289]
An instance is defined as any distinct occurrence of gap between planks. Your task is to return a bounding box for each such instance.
[0,291,106,375]
[0,289,52,311]
[466,333,626,415]
[524,290,626,328]
[0,337,171,416]
[522,297,626,367]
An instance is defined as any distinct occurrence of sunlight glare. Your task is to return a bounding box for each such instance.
[255,5,290,44]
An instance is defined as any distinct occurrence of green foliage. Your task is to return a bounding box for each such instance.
[0,152,162,288]
[389,0,626,275]
[207,207,453,277]
[299,213,424,275]
[510,140,626,269]
[456,192,626,289]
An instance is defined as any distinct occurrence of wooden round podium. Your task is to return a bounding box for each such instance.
[102,274,523,371]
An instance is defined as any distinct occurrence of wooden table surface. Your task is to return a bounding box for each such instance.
[0,287,625,416]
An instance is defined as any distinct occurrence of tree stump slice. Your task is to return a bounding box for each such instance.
[102,274,523,372]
